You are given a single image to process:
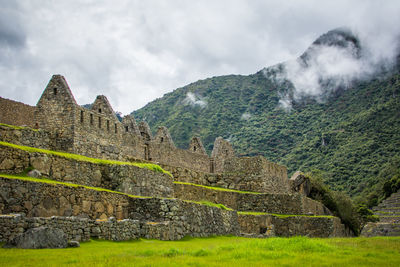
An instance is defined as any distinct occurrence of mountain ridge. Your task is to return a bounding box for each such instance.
[133,28,400,201]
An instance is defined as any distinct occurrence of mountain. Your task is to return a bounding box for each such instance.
[133,28,400,201]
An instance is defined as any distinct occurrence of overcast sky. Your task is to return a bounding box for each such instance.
[0,0,399,114]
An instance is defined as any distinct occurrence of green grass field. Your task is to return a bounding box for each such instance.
[0,236,399,267]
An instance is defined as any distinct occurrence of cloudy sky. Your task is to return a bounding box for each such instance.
[1,0,399,114]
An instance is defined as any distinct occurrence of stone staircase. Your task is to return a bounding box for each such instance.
[361,190,400,237]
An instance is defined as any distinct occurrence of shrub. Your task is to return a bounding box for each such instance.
[306,170,361,235]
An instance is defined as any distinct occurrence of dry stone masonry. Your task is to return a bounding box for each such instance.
[0,74,352,244]
[361,189,400,237]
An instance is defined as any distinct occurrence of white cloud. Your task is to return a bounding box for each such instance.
[240,112,252,120]
[183,92,207,108]
[0,0,399,114]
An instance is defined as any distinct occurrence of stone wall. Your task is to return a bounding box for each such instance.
[0,213,238,243]
[0,214,171,242]
[211,137,236,173]
[128,198,240,239]
[0,145,173,198]
[173,183,331,215]
[0,97,36,128]
[238,214,351,237]
[73,105,145,161]
[149,143,211,173]
[165,163,290,195]
[0,125,54,150]
[223,156,290,193]
[0,177,240,240]
[0,177,132,220]
[35,75,77,153]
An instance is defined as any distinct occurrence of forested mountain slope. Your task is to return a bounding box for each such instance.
[133,29,400,200]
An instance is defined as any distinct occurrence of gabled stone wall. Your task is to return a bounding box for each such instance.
[35,75,77,153]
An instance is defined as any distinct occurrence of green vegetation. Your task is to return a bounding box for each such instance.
[237,211,334,218]
[360,156,400,208]
[0,123,39,132]
[133,68,400,202]
[174,181,262,195]
[191,200,233,211]
[0,141,172,177]
[306,171,361,235]
[0,236,399,266]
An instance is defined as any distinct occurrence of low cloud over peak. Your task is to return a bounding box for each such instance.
[265,27,400,110]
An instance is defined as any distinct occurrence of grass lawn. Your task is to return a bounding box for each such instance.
[0,236,399,267]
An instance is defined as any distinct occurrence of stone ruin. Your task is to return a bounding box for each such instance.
[0,75,353,244]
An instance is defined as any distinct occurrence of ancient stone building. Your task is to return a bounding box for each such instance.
[0,74,353,243]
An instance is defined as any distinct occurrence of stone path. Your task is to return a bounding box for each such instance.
[361,189,400,237]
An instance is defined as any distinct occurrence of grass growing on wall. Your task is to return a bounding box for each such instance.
[0,141,172,177]
[0,173,150,199]
[174,181,262,195]
[191,200,233,211]
[0,123,39,132]
[0,236,399,266]
[0,174,234,211]
[238,211,334,219]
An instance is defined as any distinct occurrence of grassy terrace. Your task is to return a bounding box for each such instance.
[0,173,150,199]
[0,123,39,132]
[0,174,332,219]
[0,236,399,266]
[0,174,234,211]
[0,141,172,176]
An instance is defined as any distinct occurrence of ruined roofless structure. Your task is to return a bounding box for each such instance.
[0,75,352,243]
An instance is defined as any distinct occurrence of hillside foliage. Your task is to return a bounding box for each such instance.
[134,67,400,202]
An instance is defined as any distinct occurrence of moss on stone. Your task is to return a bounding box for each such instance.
[0,141,172,177]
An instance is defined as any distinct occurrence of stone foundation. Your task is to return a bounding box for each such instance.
[0,214,181,242]
[0,177,240,240]
[238,214,351,237]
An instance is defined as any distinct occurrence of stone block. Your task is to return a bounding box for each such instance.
[82,201,91,213]
[30,156,51,175]
[94,202,104,213]
[0,158,15,170]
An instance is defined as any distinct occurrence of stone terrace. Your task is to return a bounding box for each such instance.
[361,190,400,237]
